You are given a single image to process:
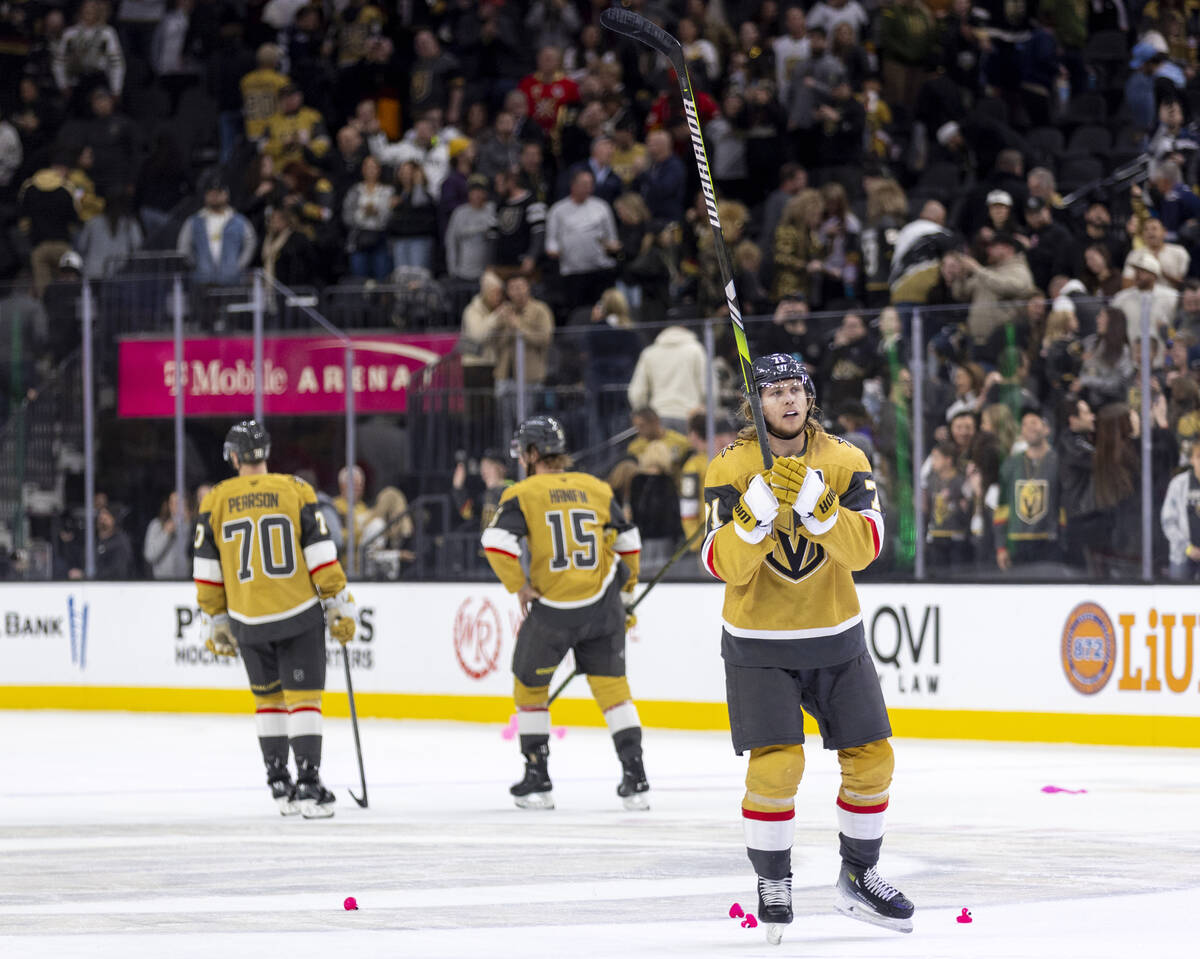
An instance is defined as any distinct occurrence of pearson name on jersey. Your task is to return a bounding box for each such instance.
[194,473,346,642]
[482,472,641,609]
[702,431,884,670]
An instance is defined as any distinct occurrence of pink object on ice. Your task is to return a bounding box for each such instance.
[343,897,358,911]
[1041,785,1088,794]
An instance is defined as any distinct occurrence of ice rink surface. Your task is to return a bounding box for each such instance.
[1,711,1197,959]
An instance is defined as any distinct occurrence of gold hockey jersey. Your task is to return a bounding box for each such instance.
[702,429,883,669]
[194,473,347,642]
[482,471,641,609]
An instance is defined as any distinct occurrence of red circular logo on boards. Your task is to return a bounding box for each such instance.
[1061,602,1116,695]
[454,598,503,680]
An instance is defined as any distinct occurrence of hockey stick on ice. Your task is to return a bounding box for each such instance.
[546,523,705,705]
[343,651,369,807]
[600,7,772,468]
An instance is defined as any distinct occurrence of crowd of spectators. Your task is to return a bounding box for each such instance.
[6,0,1200,580]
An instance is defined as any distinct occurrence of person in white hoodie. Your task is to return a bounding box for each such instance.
[1161,441,1200,581]
[627,324,708,433]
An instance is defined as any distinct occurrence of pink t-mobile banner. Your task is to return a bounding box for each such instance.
[117,333,459,417]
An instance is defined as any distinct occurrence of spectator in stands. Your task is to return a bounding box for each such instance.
[452,448,510,532]
[1112,249,1178,358]
[342,154,393,281]
[240,43,290,145]
[820,311,881,412]
[388,160,437,272]
[1175,280,1200,336]
[57,86,136,201]
[491,271,553,387]
[488,167,546,280]
[445,173,495,285]
[771,188,824,301]
[1124,217,1189,289]
[143,491,191,580]
[878,0,937,109]
[333,0,386,70]
[1076,200,1128,272]
[260,206,316,290]
[116,0,165,67]
[52,0,126,107]
[1090,402,1143,578]
[924,440,975,572]
[519,45,579,137]
[370,112,450,198]
[946,233,1037,366]
[1146,94,1200,185]
[18,150,80,297]
[994,408,1061,571]
[73,183,142,279]
[150,0,201,112]
[1081,243,1122,299]
[773,5,812,104]
[545,167,619,311]
[476,111,522,181]
[1037,302,1083,408]
[1161,440,1200,581]
[1141,159,1200,245]
[608,407,692,501]
[437,137,475,237]
[1020,196,1078,294]
[0,107,23,202]
[1074,305,1135,411]
[628,323,707,434]
[755,294,823,368]
[890,199,955,305]
[958,151,1026,240]
[561,133,621,205]
[96,504,136,579]
[636,129,686,224]
[10,76,63,173]
[627,438,684,569]
[177,170,257,287]
[409,28,464,127]
[264,83,331,169]
[1057,395,1099,572]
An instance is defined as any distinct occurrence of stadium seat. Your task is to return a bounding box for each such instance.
[1026,126,1065,167]
[1062,93,1107,127]
[1066,124,1113,156]
[1058,155,1105,194]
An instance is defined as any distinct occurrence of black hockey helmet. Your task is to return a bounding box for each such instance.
[510,415,567,460]
[750,353,816,400]
[223,419,271,467]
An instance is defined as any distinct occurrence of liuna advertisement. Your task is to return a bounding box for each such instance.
[0,583,1196,746]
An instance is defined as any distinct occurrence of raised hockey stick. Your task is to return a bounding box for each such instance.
[343,651,369,808]
[546,523,705,705]
[600,7,772,468]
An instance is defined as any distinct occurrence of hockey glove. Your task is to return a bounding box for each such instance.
[322,589,358,645]
[794,467,840,535]
[732,473,779,544]
[622,593,637,631]
[767,456,806,511]
[202,612,237,657]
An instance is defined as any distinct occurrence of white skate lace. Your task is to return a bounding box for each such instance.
[861,867,899,902]
[759,876,792,908]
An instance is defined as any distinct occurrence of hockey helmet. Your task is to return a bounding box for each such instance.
[510,415,567,460]
[223,419,271,467]
[750,353,815,400]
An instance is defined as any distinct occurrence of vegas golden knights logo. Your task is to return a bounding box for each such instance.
[1015,479,1048,526]
[766,529,826,583]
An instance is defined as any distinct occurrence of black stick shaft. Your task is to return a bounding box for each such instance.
[343,650,368,808]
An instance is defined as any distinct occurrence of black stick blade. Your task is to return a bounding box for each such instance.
[600,8,681,56]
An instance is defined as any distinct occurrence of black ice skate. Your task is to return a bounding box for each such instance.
[266,759,298,816]
[510,744,554,809]
[616,752,650,811]
[835,862,914,933]
[294,765,336,819]
[757,873,793,946]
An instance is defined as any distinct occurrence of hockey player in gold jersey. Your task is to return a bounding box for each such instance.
[193,420,358,818]
[482,415,648,810]
[702,355,914,942]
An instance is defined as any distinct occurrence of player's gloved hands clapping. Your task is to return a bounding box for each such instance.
[322,589,358,645]
[202,612,238,657]
[733,473,779,544]
[767,456,806,511]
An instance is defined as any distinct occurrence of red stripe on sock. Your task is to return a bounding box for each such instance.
[517,706,548,713]
[193,578,222,587]
[836,796,889,815]
[255,708,287,714]
[742,807,795,822]
[288,706,322,714]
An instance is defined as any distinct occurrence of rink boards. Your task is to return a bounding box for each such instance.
[0,582,1197,747]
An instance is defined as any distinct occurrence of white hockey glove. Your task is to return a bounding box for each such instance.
[322,589,358,645]
[794,467,840,535]
[732,473,779,544]
[202,612,238,657]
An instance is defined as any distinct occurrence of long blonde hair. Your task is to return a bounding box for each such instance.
[598,287,632,327]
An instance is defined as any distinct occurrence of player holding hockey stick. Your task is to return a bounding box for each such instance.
[193,420,358,818]
[482,415,648,811]
[702,355,914,943]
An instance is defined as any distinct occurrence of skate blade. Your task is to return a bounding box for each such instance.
[513,791,555,810]
[276,796,299,816]
[765,922,787,945]
[298,799,335,819]
[834,888,913,934]
[621,792,650,811]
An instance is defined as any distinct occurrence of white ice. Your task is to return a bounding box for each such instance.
[1,711,1198,959]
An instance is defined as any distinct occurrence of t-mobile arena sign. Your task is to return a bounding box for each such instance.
[117,333,459,417]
